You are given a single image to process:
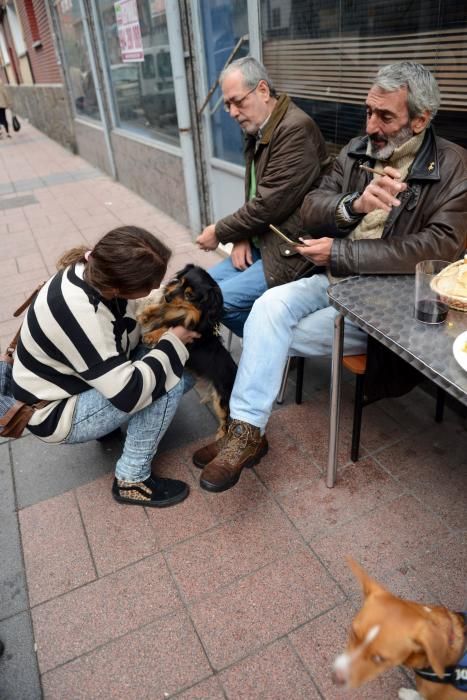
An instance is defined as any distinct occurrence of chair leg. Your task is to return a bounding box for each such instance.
[276,357,291,404]
[351,374,365,462]
[295,357,304,405]
[435,386,445,423]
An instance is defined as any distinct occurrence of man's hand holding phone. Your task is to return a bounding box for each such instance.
[294,237,333,266]
[269,224,332,264]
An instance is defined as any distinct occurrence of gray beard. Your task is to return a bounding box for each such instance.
[369,125,414,160]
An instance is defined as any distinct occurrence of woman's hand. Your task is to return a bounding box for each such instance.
[170,326,201,344]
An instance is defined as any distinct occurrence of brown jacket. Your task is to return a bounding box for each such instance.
[301,127,467,275]
[215,95,329,287]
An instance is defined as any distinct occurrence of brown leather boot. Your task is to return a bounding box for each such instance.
[199,419,268,492]
[192,433,228,468]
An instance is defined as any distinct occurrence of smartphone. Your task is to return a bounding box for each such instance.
[269,224,305,247]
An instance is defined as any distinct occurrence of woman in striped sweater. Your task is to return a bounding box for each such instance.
[12,226,199,508]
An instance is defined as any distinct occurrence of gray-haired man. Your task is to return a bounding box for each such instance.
[196,56,328,336]
[194,61,467,493]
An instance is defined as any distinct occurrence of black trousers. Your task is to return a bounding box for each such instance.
[0,107,9,133]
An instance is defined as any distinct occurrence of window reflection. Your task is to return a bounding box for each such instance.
[261,0,467,149]
[200,0,249,164]
[56,0,100,120]
[97,0,179,144]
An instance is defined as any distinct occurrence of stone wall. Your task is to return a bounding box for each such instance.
[74,120,112,176]
[6,84,75,152]
[111,132,189,227]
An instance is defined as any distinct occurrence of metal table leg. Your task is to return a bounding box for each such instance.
[327,313,344,488]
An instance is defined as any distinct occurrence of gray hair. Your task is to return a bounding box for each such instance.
[220,56,276,97]
[373,62,441,122]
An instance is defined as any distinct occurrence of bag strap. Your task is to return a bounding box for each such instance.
[1,281,51,438]
[0,399,51,428]
[13,282,46,318]
[5,281,46,357]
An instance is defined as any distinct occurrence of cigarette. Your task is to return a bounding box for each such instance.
[359,164,413,193]
[359,164,393,177]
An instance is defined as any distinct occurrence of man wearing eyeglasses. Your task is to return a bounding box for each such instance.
[196,56,329,337]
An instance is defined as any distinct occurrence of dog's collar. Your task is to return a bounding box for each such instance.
[415,613,467,692]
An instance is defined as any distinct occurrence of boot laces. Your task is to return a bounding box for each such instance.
[221,420,258,461]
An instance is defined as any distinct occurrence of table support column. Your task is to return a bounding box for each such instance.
[327,313,344,488]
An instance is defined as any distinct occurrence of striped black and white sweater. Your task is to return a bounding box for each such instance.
[12,263,188,442]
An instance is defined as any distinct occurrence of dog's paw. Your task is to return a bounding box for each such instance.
[398,688,423,700]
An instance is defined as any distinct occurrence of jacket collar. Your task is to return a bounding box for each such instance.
[245,94,290,151]
[348,126,440,183]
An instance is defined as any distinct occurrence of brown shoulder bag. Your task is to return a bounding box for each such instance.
[0,283,50,439]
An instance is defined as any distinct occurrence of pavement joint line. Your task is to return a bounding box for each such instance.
[38,606,190,676]
[73,488,99,582]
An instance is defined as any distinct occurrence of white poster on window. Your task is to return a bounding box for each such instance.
[114,0,144,62]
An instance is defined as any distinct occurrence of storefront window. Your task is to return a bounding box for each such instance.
[55,0,101,121]
[200,0,249,164]
[97,0,179,145]
[261,0,467,150]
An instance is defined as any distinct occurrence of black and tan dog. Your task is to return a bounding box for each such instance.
[137,264,237,436]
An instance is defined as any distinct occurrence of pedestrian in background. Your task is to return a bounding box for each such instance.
[0,83,11,138]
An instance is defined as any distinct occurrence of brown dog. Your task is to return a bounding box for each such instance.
[333,559,466,699]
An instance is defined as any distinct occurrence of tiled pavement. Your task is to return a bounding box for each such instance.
[0,122,466,700]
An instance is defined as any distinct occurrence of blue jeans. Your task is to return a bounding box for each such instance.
[230,274,368,430]
[63,346,193,482]
[208,248,268,337]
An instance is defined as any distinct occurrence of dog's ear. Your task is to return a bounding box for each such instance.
[205,285,223,327]
[347,558,386,598]
[411,621,448,679]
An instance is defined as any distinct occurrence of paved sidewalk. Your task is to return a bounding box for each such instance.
[0,122,466,700]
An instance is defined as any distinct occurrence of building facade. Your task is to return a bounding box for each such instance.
[0,0,74,148]
[1,0,466,234]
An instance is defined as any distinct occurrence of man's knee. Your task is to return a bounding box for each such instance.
[246,285,292,329]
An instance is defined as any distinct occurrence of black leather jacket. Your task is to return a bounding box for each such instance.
[301,127,467,276]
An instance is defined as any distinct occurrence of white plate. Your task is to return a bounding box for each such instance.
[452,330,467,372]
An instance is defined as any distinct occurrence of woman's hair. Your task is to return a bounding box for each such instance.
[220,56,277,98]
[56,226,171,296]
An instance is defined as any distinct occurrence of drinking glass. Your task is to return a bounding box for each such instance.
[414,260,455,324]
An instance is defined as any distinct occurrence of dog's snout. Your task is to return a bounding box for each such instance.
[332,653,350,686]
[332,670,345,686]
[332,668,347,686]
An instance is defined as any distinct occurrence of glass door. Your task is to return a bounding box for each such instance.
[194,0,253,224]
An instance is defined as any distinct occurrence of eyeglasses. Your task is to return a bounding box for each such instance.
[223,83,258,113]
